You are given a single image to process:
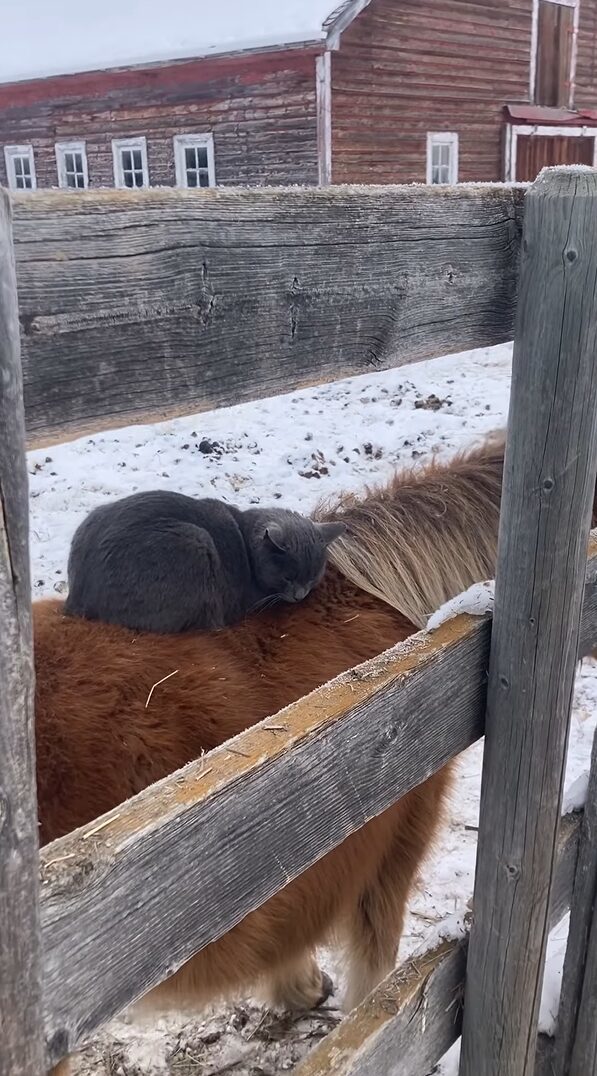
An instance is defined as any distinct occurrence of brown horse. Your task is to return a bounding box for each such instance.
[38,433,508,1073]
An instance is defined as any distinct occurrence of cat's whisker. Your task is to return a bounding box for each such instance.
[249,594,281,615]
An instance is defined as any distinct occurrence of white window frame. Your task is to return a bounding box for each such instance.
[55,141,89,190]
[3,144,37,191]
[426,132,459,185]
[173,134,216,189]
[112,136,149,189]
[530,0,580,109]
[504,123,597,182]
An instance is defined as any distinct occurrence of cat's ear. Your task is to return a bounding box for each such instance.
[264,523,286,552]
[316,521,347,546]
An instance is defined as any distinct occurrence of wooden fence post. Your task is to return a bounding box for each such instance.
[459,167,597,1076]
[0,188,45,1073]
[553,730,597,1075]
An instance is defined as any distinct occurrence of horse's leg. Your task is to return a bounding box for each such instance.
[341,857,409,1011]
[260,951,333,1011]
[141,894,334,1016]
[341,772,452,1012]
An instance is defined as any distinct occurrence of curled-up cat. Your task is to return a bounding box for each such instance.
[65,490,346,633]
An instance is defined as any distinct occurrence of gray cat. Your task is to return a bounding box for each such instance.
[65,490,346,634]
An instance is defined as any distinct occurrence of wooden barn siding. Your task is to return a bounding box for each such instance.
[331,0,532,184]
[0,50,319,189]
[574,0,597,108]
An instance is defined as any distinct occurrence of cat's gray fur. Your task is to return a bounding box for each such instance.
[65,490,346,634]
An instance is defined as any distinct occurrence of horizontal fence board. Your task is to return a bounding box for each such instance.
[40,537,597,1064]
[295,811,581,1076]
[10,184,525,445]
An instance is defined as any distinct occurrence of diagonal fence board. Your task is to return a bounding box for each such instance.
[40,536,597,1064]
[294,810,581,1076]
[10,183,525,445]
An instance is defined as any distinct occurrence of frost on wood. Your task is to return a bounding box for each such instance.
[426,581,495,631]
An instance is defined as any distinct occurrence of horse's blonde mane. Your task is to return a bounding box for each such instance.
[317,431,506,629]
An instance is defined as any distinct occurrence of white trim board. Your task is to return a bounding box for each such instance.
[325,0,372,50]
[316,51,332,185]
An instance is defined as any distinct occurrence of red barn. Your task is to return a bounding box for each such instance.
[1,0,597,192]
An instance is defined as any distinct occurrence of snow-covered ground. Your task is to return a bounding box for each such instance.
[30,341,596,1075]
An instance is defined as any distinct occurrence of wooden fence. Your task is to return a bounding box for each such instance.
[1,169,597,1076]
[11,184,524,446]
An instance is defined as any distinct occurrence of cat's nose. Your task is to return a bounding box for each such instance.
[295,585,309,601]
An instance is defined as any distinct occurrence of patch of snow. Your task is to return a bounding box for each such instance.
[427,581,495,631]
[1,0,340,84]
[562,771,589,814]
[539,912,570,1036]
[436,1039,461,1075]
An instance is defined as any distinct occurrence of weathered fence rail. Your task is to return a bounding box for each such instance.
[2,170,597,1076]
[11,184,524,445]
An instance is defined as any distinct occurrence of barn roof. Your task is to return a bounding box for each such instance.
[1,0,368,86]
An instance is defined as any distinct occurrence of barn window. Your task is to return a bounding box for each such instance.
[426,133,459,185]
[3,144,36,191]
[112,137,149,189]
[55,142,88,189]
[173,134,216,188]
[533,0,578,108]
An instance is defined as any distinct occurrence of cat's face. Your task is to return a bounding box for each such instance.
[253,513,346,603]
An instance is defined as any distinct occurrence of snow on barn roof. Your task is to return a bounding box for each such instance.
[0,0,363,85]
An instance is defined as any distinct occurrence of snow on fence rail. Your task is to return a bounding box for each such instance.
[11,183,524,446]
[2,170,597,1076]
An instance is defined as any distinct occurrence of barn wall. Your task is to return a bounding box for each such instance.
[331,0,532,184]
[0,50,319,189]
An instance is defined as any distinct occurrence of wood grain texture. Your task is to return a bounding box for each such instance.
[460,167,597,1076]
[294,811,582,1076]
[10,183,524,445]
[554,731,597,1075]
[38,545,597,1068]
[0,190,45,1073]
